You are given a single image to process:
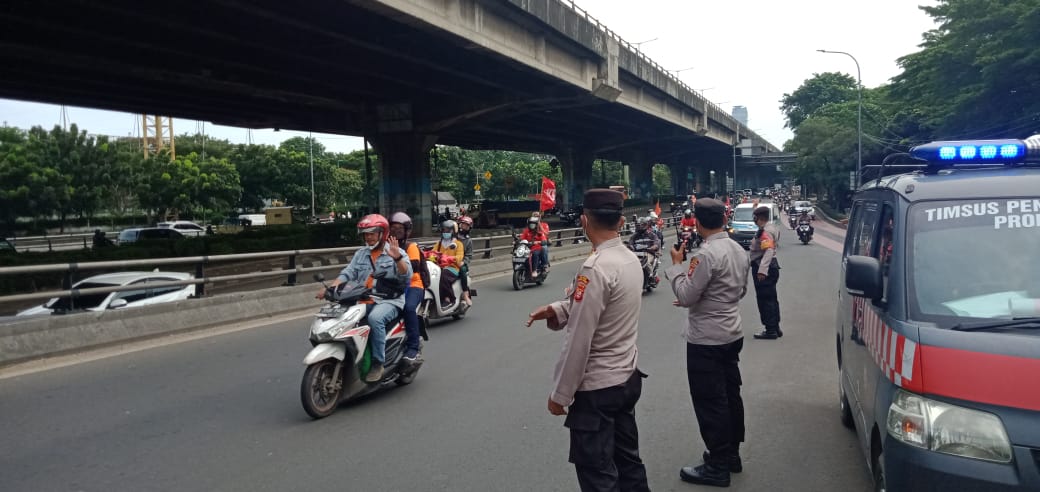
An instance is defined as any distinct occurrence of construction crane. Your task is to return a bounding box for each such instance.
[141,115,175,158]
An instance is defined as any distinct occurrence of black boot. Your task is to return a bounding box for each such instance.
[702,450,742,473]
[680,462,730,487]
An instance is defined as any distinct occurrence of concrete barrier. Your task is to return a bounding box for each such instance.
[0,237,604,367]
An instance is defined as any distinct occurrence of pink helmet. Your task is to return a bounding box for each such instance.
[357,214,390,243]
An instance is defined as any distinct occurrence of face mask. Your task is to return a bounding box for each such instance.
[441,232,453,240]
[458,229,470,237]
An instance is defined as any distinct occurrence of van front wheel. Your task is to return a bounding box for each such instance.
[839,373,854,429]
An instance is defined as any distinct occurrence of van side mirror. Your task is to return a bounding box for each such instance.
[845,255,883,301]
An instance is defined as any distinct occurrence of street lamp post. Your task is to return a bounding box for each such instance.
[632,37,658,49]
[817,49,862,188]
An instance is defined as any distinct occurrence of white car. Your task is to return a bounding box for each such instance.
[17,271,196,316]
[790,200,816,219]
[157,220,205,236]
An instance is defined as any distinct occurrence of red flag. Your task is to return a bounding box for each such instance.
[654,200,662,217]
[540,177,557,212]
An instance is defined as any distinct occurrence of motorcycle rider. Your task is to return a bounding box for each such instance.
[648,211,665,246]
[317,214,411,382]
[630,217,661,284]
[389,212,426,362]
[680,209,697,229]
[432,220,465,308]
[797,210,814,236]
[457,215,475,306]
[532,211,551,272]
[520,216,549,278]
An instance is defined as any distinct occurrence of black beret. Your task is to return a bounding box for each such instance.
[582,188,624,213]
[695,198,726,216]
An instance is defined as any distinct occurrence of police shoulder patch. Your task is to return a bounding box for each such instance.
[687,256,700,276]
[573,275,590,302]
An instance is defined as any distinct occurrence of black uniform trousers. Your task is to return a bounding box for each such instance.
[752,258,781,333]
[687,339,745,464]
[565,369,650,492]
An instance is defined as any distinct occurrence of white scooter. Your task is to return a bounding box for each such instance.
[300,274,423,419]
[419,259,475,329]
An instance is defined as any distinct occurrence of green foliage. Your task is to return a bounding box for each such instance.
[430,147,562,202]
[652,164,672,196]
[889,0,1040,138]
[780,72,858,130]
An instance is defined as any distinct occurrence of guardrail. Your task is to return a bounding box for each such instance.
[0,215,678,309]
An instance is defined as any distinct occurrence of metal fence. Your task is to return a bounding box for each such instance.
[0,214,681,308]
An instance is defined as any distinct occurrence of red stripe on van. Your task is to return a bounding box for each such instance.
[920,345,1040,411]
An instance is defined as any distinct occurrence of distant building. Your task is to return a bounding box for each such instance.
[732,106,748,126]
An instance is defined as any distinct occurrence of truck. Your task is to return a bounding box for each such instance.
[473,200,541,228]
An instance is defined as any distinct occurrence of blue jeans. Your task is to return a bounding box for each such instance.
[403,287,423,357]
[539,245,550,268]
[365,303,400,365]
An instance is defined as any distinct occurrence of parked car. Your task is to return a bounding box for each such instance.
[157,220,205,236]
[0,238,15,253]
[16,271,196,316]
[116,227,184,245]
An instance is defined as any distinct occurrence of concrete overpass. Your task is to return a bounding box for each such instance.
[0,0,780,231]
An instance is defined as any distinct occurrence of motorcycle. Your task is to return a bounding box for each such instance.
[301,273,423,419]
[788,211,799,229]
[559,205,583,227]
[419,250,476,326]
[628,241,660,292]
[675,226,700,260]
[797,222,814,244]
[511,238,549,290]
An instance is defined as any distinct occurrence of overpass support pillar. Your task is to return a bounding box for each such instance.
[626,162,654,200]
[560,150,594,211]
[370,133,439,237]
[670,164,690,197]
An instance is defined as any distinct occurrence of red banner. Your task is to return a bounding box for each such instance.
[540,177,557,212]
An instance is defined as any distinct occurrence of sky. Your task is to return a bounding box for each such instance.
[0,0,938,153]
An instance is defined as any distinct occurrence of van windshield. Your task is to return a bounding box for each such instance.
[733,208,754,222]
[908,199,1040,324]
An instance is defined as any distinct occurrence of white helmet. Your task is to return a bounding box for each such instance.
[648,211,659,219]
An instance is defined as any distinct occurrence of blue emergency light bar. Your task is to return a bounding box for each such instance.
[910,138,1039,165]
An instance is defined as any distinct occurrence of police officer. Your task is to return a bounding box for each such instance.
[666,198,749,487]
[527,188,650,492]
[750,206,782,339]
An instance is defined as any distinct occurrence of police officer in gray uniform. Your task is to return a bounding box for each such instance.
[666,198,749,487]
[527,188,650,492]
[750,206,782,339]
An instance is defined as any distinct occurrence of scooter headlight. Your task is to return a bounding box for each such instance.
[887,389,1012,462]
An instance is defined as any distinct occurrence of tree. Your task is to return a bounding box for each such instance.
[780,72,858,130]
[229,143,281,211]
[175,133,235,160]
[652,164,672,196]
[889,0,1040,139]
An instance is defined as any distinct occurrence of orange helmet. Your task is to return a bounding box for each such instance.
[357,214,390,243]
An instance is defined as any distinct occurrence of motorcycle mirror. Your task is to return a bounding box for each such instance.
[313,273,325,282]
